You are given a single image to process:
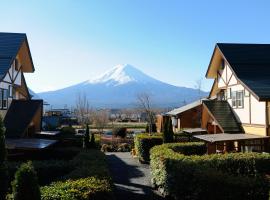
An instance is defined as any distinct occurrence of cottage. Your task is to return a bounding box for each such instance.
[0,33,43,139]
[166,99,204,132]
[199,43,270,153]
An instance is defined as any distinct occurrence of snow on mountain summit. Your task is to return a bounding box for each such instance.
[87,64,156,86]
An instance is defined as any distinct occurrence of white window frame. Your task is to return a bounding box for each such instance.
[232,90,244,109]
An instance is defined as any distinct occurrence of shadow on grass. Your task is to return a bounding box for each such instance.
[106,153,164,200]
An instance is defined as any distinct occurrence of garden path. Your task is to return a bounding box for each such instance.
[106,152,164,200]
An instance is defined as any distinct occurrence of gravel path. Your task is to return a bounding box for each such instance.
[106,152,164,200]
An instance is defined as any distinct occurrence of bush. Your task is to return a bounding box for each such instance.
[60,126,75,135]
[12,161,41,200]
[40,150,114,200]
[145,123,157,133]
[101,143,131,152]
[90,132,95,148]
[150,143,270,199]
[112,127,127,138]
[134,134,163,163]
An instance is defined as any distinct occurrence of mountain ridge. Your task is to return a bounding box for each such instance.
[37,64,208,108]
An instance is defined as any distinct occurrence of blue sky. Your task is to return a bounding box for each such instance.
[0,0,270,92]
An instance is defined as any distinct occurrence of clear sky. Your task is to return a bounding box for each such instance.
[0,0,270,92]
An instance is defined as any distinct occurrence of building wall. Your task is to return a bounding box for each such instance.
[213,62,267,136]
[178,106,201,130]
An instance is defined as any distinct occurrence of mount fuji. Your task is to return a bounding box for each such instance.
[38,64,208,108]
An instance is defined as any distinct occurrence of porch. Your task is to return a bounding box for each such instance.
[194,133,269,154]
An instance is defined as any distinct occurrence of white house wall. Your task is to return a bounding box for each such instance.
[3,73,11,83]
[14,70,21,85]
[0,81,10,90]
[250,95,265,125]
[227,83,265,125]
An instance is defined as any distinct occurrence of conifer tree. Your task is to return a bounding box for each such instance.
[83,124,90,148]
[163,117,174,143]
[0,116,8,200]
[12,161,41,200]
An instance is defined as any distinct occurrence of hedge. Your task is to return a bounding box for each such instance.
[40,150,114,200]
[150,143,270,200]
[134,134,163,163]
[8,160,74,185]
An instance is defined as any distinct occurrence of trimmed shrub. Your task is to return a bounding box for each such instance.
[134,134,163,163]
[41,150,114,200]
[60,126,75,135]
[145,123,157,133]
[162,117,174,143]
[150,143,270,200]
[12,161,41,200]
[112,127,127,138]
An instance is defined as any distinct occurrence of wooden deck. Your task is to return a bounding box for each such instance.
[6,138,58,150]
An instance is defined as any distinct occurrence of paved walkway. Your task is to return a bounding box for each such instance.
[106,152,164,200]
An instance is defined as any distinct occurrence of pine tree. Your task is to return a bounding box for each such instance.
[0,116,8,200]
[12,161,41,200]
[90,131,95,148]
[83,124,90,148]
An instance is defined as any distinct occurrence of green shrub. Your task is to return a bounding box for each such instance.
[41,177,113,200]
[40,150,114,200]
[112,127,127,138]
[150,143,270,200]
[8,159,74,186]
[12,161,41,200]
[134,134,163,163]
[60,126,75,135]
[101,143,131,152]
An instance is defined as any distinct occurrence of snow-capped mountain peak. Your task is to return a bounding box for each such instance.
[87,64,155,86]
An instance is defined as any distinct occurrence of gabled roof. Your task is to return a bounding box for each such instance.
[4,100,43,138]
[166,99,204,116]
[0,32,34,79]
[206,43,270,101]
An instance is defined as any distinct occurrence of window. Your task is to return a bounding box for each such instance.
[8,85,12,98]
[2,89,8,109]
[227,88,231,99]
[244,89,250,97]
[232,90,244,108]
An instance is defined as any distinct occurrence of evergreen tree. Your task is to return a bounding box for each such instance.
[0,116,8,200]
[163,117,174,143]
[12,161,41,200]
[83,124,90,148]
[90,131,95,148]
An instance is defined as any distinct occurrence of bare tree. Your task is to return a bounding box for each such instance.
[137,92,155,135]
[92,109,109,134]
[194,78,203,99]
[75,93,92,125]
